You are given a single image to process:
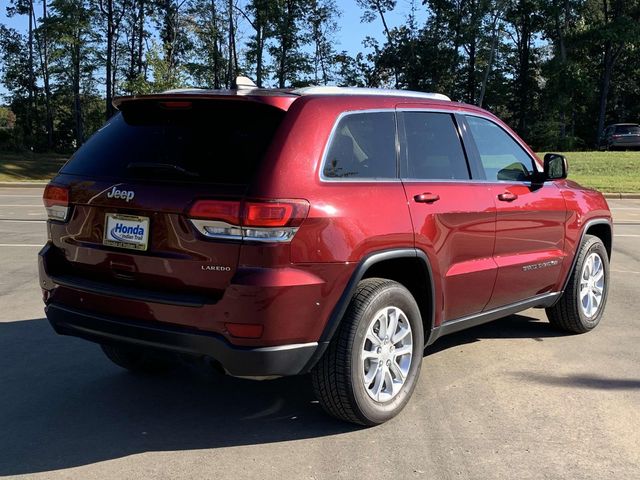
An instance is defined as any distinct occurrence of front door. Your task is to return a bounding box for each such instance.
[463,115,567,310]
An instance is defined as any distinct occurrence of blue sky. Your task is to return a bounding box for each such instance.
[0,1,427,93]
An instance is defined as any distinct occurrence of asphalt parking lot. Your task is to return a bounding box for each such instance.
[0,186,638,479]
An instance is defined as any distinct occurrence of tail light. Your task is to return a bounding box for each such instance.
[188,199,309,243]
[43,184,70,221]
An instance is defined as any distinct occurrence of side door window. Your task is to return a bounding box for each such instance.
[322,112,397,179]
[399,112,470,180]
[465,115,535,182]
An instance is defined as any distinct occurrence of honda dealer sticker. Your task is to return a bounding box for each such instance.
[103,213,150,251]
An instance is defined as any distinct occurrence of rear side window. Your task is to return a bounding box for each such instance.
[466,116,534,182]
[61,101,286,184]
[323,112,397,179]
[615,125,640,135]
[400,112,469,180]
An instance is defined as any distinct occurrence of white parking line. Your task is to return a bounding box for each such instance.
[0,195,42,198]
[0,204,42,207]
[612,269,640,274]
[614,234,640,237]
[0,219,46,223]
[0,244,44,247]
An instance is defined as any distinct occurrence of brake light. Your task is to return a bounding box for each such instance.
[187,199,309,242]
[158,101,192,109]
[189,200,241,224]
[43,184,70,221]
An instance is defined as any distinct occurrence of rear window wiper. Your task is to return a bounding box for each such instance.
[126,162,200,177]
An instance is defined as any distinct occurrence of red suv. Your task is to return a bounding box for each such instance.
[39,83,612,425]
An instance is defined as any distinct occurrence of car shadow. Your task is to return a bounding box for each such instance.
[424,313,564,356]
[0,313,576,475]
[0,318,356,476]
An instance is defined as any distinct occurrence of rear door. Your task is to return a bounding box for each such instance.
[49,99,287,305]
[398,108,497,321]
[462,114,567,310]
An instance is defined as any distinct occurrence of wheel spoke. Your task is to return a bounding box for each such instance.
[386,308,398,342]
[377,313,387,340]
[389,360,406,382]
[393,345,412,358]
[366,330,382,347]
[383,368,395,396]
[372,366,385,399]
[364,362,380,387]
[362,349,380,361]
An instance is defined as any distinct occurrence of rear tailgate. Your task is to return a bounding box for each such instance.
[45,96,291,307]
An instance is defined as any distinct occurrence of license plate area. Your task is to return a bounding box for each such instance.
[103,213,150,251]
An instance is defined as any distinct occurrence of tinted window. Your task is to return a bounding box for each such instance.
[401,112,469,180]
[466,116,534,182]
[61,101,285,183]
[615,125,640,135]
[323,112,396,179]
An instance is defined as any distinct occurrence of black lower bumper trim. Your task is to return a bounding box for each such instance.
[45,304,317,377]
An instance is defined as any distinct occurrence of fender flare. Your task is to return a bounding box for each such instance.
[300,248,435,373]
[556,218,612,301]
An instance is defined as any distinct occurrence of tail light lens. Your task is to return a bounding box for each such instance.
[187,199,309,243]
[43,184,70,221]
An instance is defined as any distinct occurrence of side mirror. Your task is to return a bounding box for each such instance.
[543,153,568,181]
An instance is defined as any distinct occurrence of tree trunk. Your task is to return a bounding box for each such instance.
[73,38,84,146]
[27,0,34,144]
[596,42,615,143]
[478,18,499,108]
[104,0,114,119]
[35,1,54,149]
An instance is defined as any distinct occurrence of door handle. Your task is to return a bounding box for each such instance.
[497,192,518,202]
[414,193,440,204]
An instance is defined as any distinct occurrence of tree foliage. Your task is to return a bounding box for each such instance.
[1,0,639,152]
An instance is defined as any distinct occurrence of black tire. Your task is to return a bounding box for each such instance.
[311,278,424,426]
[546,235,609,333]
[101,343,172,374]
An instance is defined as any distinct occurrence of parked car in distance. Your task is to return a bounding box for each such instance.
[39,80,613,426]
[599,123,640,150]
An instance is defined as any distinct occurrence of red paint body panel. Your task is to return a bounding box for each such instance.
[484,183,567,309]
[402,182,496,322]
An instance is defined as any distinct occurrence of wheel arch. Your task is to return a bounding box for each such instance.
[301,248,435,373]
[559,218,612,296]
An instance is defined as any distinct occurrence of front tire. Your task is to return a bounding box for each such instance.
[311,278,424,426]
[546,235,609,333]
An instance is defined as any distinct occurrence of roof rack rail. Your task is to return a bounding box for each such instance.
[161,87,206,94]
[292,86,451,101]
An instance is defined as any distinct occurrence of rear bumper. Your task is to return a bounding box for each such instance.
[45,303,318,377]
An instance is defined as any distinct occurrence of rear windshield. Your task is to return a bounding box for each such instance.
[61,100,286,183]
[614,125,640,135]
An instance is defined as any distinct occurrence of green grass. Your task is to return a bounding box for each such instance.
[0,152,68,182]
[1,150,639,193]
[538,151,640,193]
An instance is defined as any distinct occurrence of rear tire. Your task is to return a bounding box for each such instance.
[311,278,424,426]
[101,343,172,374]
[546,235,609,333]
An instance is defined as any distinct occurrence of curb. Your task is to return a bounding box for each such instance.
[0,181,49,188]
[603,193,640,199]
